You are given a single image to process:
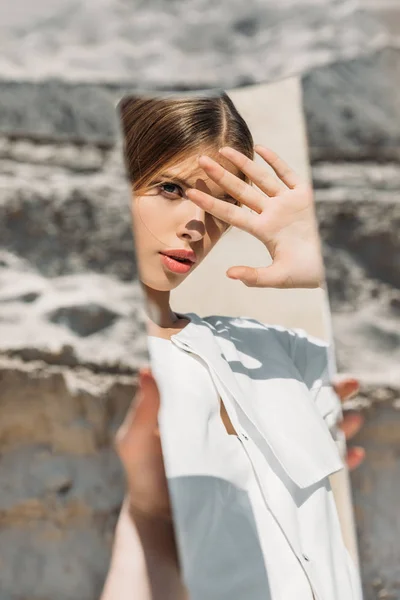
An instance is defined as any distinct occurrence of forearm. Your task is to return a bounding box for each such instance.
[101,499,188,600]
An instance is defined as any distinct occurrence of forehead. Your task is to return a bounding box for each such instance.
[163,151,241,190]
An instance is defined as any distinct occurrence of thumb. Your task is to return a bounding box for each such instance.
[116,368,160,453]
[227,265,293,289]
[133,368,160,428]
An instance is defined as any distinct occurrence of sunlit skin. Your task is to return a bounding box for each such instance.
[131,149,240,328]
[132,144,325,329]
[187,145,325,289]
[125,144,365,521]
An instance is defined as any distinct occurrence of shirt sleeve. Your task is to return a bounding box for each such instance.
[286,328,344,442]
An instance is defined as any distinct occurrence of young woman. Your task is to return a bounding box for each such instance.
[101,93,365,600]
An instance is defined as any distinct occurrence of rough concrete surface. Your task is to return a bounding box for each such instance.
[0,356,136,599]
[305,47,400,600]
[1,124,399,599]
[0,1,398,598]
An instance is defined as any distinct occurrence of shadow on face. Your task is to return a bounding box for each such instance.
[131,150,241,292]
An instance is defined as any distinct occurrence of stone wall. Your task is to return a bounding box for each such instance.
[0,137,149,599]
[304,47,400,600]
[0,357,135,599]
[0,43,399,600]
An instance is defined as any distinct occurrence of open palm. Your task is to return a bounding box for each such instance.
[187,145,324,289]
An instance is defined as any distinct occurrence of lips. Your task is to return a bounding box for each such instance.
[159,250,196,274]
[160,249,197,264]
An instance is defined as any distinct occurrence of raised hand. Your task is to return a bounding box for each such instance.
[186,145,324,289]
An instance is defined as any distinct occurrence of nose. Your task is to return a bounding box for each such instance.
[177,203,207,243]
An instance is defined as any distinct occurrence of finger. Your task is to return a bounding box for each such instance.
[339,412,364,440]
[186,187,257,233]
[219,146,283,197]
[227,266,260,287]
[197,155,265,212]
[332,377,360,402]
[254,145,301,189]
[346,446,366,471]
[227,264,297,289]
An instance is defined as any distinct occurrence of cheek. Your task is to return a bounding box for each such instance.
[132,195,159,223]
[130,199,156,259]
[131,196,143,227]
[130,199,144,238]
[131,195,165,241]
[133,194,182,237]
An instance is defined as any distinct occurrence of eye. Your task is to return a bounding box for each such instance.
[159,182,184,199]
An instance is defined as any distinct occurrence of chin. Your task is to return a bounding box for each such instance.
[139,271,187,292]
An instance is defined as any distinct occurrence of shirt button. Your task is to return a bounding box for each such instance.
[302,553,311,562]
[241,433,249,440]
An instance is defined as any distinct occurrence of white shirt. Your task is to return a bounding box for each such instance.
[148,312,362,600]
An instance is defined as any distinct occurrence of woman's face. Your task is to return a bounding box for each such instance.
[132,150,240,291]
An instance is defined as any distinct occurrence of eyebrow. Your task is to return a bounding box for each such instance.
[157,172,234,201]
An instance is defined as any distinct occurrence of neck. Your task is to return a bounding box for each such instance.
[142,284,179,329]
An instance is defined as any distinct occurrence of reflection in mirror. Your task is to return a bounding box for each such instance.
[107,84,364,600]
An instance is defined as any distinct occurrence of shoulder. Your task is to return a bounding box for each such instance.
[200,313,326,349]
[200,313,284,334]
[198,315,339,428]
[201,314,329,379]
[188,312,328,356]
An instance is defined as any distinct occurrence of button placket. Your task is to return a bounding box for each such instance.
[173,337,243,436]
[172,335,320,600]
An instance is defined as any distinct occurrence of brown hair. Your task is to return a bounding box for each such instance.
[118,92,254,195]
